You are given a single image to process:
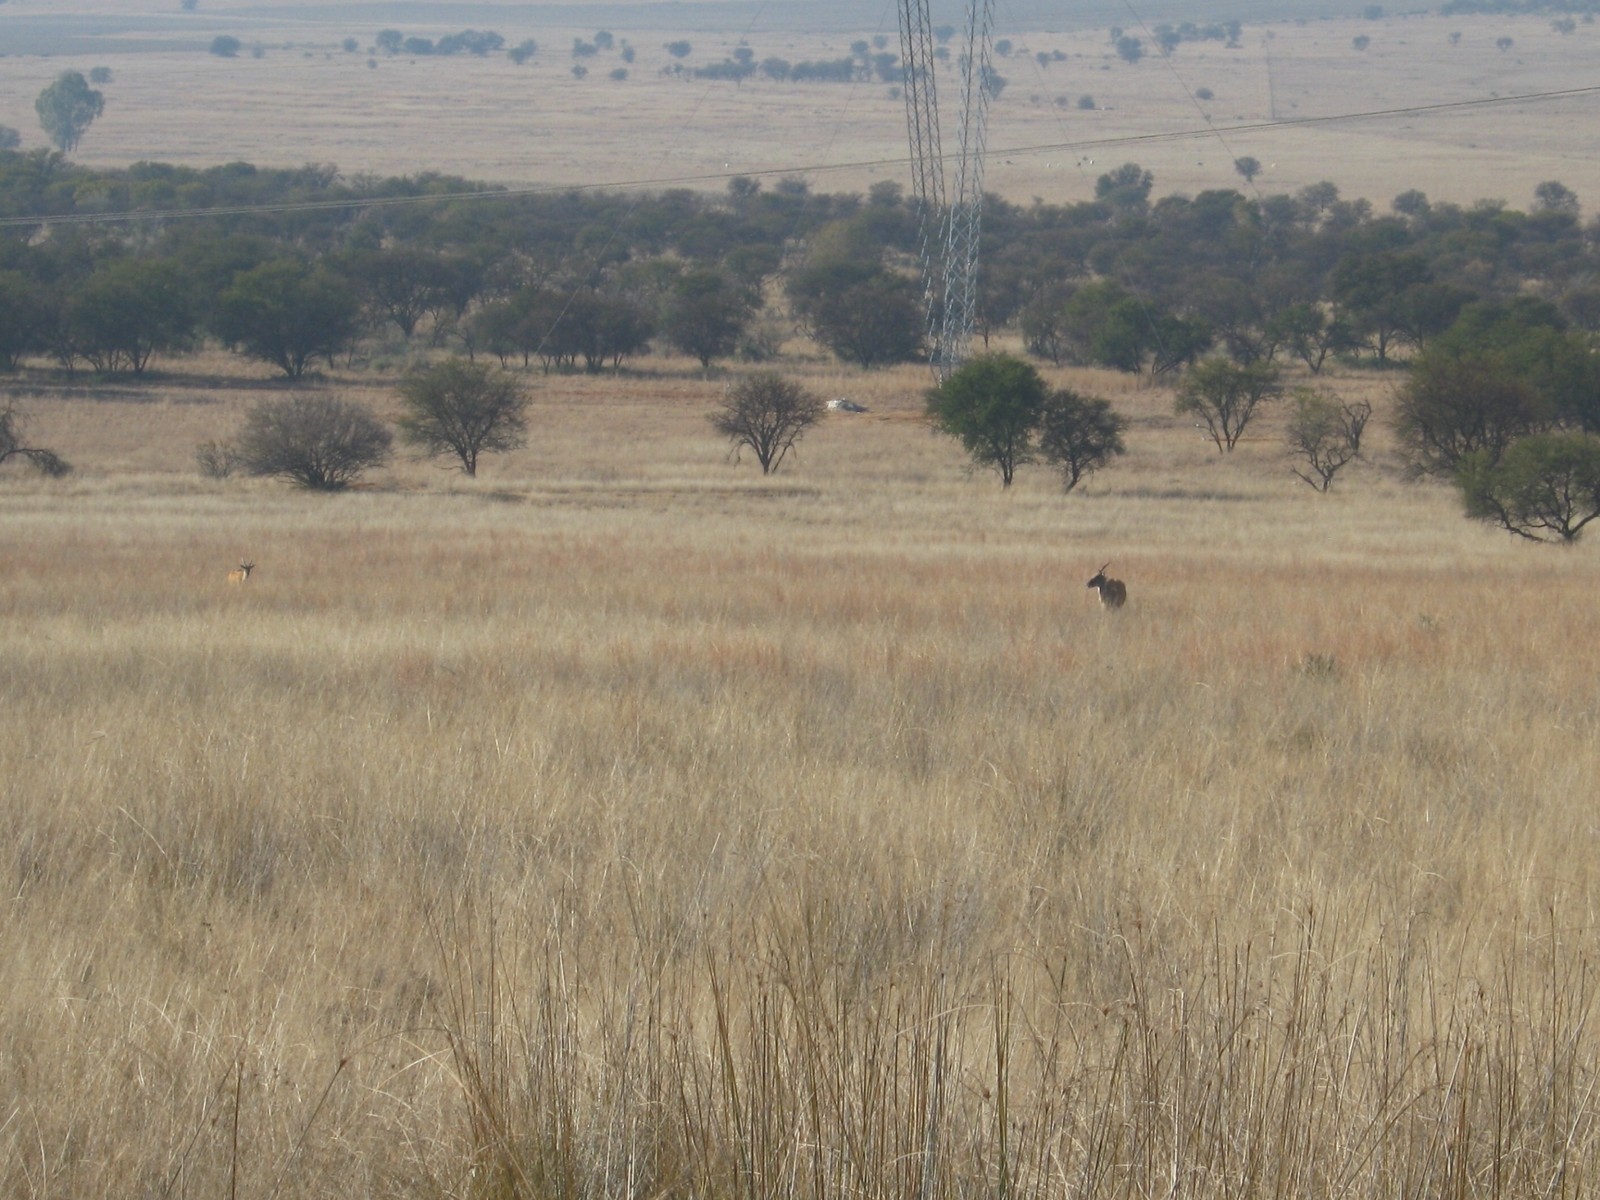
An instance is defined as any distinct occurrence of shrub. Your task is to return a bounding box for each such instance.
[195,439,241,479]
[236,394,392,490]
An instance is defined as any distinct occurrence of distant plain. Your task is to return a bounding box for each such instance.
[3,2,1599,209]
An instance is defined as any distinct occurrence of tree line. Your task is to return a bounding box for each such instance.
[3,154,1597,378]
[4,148,1600,539]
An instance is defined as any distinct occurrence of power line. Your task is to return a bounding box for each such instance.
[2,82,1596,230]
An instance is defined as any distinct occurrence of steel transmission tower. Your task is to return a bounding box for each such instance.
[898,0,998,379]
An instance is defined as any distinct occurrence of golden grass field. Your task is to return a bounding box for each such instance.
[6,339,1600,1195]
[4,5,1600,209]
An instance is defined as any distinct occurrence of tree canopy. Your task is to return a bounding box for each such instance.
[34,72,104,153]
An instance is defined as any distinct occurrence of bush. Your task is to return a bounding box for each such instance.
[210,35,241,57]
[195,439,241,479]
[236,394,392,490]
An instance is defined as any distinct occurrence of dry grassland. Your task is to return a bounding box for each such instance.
[5,348,1600,1196]
[3,9,1600,208]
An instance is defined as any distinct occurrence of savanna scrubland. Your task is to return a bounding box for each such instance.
[6,3,1600,1197]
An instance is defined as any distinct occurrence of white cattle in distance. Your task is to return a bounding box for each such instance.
[828,398,868,413]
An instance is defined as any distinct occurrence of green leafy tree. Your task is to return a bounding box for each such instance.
[213,258,360,378]
[710,372,825,474]
[0,270,48,370]
[1267,303,1357,374]
[0,402,70,477]
[1330,251,1432,361]
[1393,351,1545,478]
[1459,433,1600,543]
[1176,358,1282,452]
[396,358,528,476]
[342,245,455,341]
[926,352,1047,487]
[210,35,242,57]
[1095,162,1154,213]
[1286,387,1371,491]
[1020,284,1079,366]
[1433,299,1600,431]
[663,270,758,369]
[66,257,195,374]
[35,71,105,153]
[553,290,653,373]
[1037,388,1128,492]
[1233,156,1262,184]
[237,393,392,490]
[807,273,923,369]
[1534,180,1580,214]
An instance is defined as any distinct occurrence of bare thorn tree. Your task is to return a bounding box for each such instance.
[711,372,825,474]
[1286,387,1371,491]
[0,402,71,477]
[396,358,529,477]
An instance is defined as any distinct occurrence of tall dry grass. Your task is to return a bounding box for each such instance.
[3,356,1600,1196]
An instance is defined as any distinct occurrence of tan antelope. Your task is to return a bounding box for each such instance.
[1086,563,1126,609]
[226,560,255,585]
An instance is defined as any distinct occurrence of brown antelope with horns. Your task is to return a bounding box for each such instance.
[226,561,254,585]
[1086,563,1126,609]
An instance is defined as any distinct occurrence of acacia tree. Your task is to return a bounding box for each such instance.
[1037,388,1127,492]
[396,358,528,476]
[1176,358,1282,452]
[789,267,924,369]
[0,403,70,477]
[66,257,196,374]
[34,71,104,153]
[926,352,1046,487]
[1392,351,1545,478]
[711,372,825,474]
[1286,387,1370,491]
[1458,433,1600,543]
[237,394,392,490]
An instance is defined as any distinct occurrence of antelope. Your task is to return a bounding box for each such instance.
[1086,563,1126,609]
[226,560,255,585]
